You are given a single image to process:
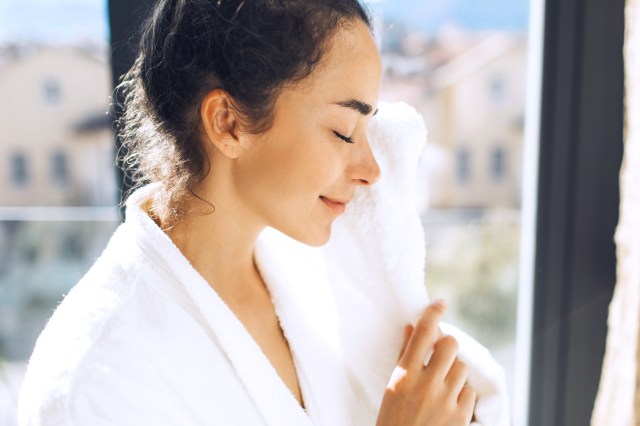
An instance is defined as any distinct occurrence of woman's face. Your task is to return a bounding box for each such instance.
[232,20,382,246]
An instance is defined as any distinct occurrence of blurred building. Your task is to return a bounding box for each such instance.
[381,30,527,209]
[0,46,116,207]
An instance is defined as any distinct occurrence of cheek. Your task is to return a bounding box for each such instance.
[263,140,342,197]
[290,148,344,199]
[234,127,349,228]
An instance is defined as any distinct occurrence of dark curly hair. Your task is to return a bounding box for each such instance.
[117,0,372,229]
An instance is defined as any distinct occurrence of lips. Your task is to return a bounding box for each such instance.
[320,196,349,213]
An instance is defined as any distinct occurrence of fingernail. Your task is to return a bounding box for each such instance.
[433,298,447,308]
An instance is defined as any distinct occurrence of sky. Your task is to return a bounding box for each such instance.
[373,0,530,34]
[0,0,108,43]
[0,0,529,44]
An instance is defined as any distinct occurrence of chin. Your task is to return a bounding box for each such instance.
[304,234,331,248]
[279,225,333,248]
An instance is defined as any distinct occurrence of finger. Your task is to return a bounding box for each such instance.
[398,300,447,371]
[397,325,414,362]
[424,335,458,381]
[444,358,469,396]
[458,384,476,422]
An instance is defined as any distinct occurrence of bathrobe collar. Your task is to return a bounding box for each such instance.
[124,183,349,426]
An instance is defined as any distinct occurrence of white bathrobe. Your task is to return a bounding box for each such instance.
[18,102,510,425]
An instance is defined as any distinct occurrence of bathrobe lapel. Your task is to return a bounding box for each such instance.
[129,192,311,426]
[254,227,352,426]
[171,263,311,426]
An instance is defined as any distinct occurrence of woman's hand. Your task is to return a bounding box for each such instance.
[376,300,476,426]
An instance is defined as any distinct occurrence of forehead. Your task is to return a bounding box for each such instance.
[279,20,382,108]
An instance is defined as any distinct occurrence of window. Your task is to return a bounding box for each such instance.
[490,76,506,104]
[11,153,28,187]
[526,0,624,424]
[0,1,118,420]
[490,146,506,181]
[43,78,62,105]
[457,148,471,184]
[51,150,68,186]
[4,1,623,424]
[372,0,532,420]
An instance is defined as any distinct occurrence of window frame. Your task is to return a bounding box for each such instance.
[527,0,624,424]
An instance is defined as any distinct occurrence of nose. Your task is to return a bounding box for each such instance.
[349,135,381,186]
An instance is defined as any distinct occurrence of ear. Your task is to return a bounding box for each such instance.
[200,89,243,159]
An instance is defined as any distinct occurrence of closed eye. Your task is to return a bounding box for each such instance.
[333,130,354,144]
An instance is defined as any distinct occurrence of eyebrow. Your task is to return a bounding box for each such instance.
[335,99,379,116]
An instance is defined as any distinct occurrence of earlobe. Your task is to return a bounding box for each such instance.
[200,89,242,159]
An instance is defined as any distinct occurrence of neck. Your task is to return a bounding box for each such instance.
[157,180,266,303]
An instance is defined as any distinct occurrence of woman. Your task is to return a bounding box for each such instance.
[18,1,479,424]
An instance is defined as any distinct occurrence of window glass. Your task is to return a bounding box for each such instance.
[491,145,507,181]
[10,153,28,187]
[0,1,115,421]
[490,76,506,104]
[0,1,114,208]
[0,0,533,422]
[43,78,62,105]
[0,220,118,360]
[369,0,531,416]
[457,147,471,183]
[51,150,69,185]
